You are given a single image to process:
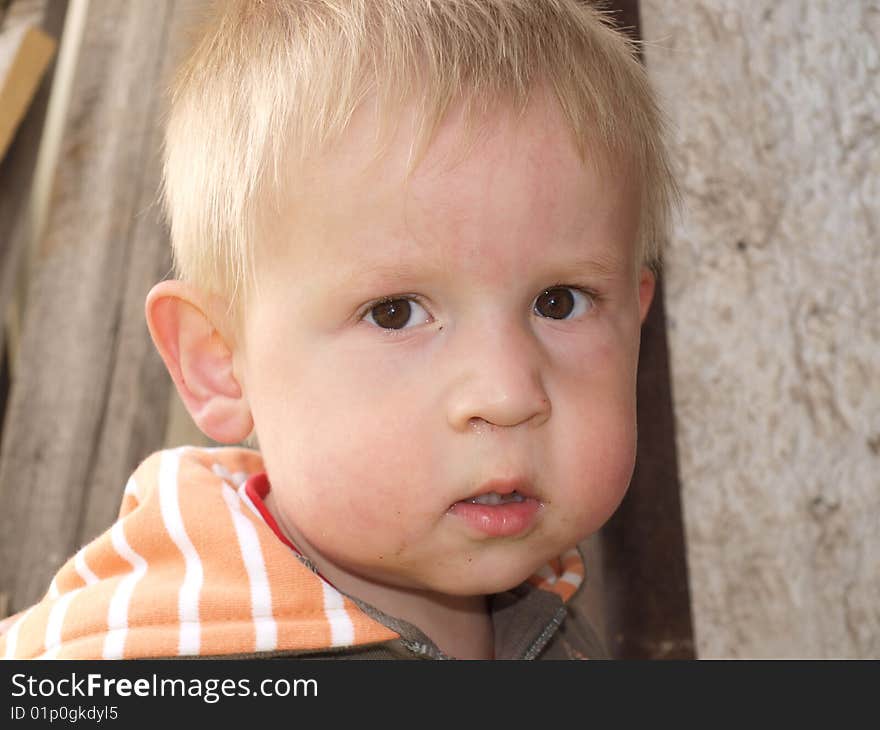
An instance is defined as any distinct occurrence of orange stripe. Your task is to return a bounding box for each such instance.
[53,555,86,595]
[349,596,399,645]
[9,602,52,658]
[551,580,577,603]
[118,493,139,517]
[54,633,106,659]
[60,578,118,654]
[214,447,265,477]
[84,531,131,581]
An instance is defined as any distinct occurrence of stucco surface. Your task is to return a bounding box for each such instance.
[640,0,879,657]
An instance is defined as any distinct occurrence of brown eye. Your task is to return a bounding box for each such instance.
[369,299,412,329]
[365,297,433,331]
[534,287,577,319]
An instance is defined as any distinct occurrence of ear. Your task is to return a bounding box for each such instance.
[145,280,253,444]
[638,266,656,325]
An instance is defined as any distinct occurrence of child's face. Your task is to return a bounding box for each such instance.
[240,90,653,597]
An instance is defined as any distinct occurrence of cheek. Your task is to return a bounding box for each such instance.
[553,347,638,531]
[555,422,635,542]
[270,386,437,531]
[249,326,441,522]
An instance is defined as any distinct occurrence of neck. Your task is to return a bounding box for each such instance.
[264,492,494,659]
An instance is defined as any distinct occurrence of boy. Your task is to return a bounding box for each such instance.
[1,0,674,659]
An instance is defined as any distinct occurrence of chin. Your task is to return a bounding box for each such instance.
[425,562,542,597]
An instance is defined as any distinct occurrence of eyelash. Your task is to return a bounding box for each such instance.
[359,292,426,312]
[359,284,602,331]
[547,282,603,306]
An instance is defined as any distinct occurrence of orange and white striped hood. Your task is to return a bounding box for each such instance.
[0,446,584,660]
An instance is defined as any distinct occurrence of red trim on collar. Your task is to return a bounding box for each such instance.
[244,473,339,589]
[244,472,305,556]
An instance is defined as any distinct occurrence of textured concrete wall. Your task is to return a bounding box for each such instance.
[639,0,879,657]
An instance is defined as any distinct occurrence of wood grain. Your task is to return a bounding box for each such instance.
[0,0,188,613]
[0,0,56,354]
[0,20,55,162]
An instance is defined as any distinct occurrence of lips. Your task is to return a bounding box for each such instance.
[462,478,536,502]
[465,491,526,505]
[449,478,541,538]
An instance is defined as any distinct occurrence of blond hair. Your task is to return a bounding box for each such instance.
[161,0,677,333]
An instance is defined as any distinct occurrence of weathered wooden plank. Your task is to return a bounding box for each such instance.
[0,0,185,613]
[0,0,57,349]
[0,11,55,162]
[0,0,67,617]
[601,276,696,658]
[1,0,49,38]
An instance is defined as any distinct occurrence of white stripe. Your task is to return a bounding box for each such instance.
[158,448,203,655]
[74,546,99,585]
[212,463,249,488]
[44,588,83,654]
[2,606,36,659]
[221,484,277,652]
[102,520,149,659]
[559,570,583,587]
[102,629,127,659]
[36,645,61,660]
[238,483,263,521]
[238,484,326,646]
[47,578,60,600]
[123,475,139,498]
[321,581,355,647]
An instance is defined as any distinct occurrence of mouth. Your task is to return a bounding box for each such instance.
[448,478,541,538]
[462,491,527,505]
[455,477,536,505]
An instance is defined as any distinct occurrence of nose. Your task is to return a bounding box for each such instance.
[445,318,552,432]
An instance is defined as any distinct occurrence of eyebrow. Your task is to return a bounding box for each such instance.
[563,254,626,278]
[337,259,444,290]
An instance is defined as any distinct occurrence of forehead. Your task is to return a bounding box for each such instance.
[261,87,639,278]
